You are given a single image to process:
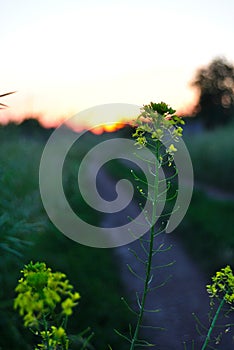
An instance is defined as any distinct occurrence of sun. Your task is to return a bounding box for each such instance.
[91,122,127,135]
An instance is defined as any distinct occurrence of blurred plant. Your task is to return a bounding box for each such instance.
[0,90,34,256]
[14,261,94,350]
[115,102,185,349]
[0,121,127,349]
[0,165,44,256]
[182,266,234,350]
[191,57,234,129]
[201,265,234,349]
[0,91,15,109]
[0,128,46,348]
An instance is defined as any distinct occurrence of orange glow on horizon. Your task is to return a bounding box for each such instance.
[91,122,127,134]
[0,95,198,132]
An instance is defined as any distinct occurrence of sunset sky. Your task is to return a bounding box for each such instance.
[1,0,234,127]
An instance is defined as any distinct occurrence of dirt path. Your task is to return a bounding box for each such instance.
[195,181,234,202]
[102,198,208,348]
[97,168,234,349]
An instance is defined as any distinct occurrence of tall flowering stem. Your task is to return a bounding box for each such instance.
[119,102,185,349]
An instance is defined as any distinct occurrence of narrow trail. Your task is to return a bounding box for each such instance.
[87,158,234,349]
[102,191,210,349]
[195,181,234,202]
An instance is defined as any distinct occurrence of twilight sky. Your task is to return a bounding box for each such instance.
[1,0,234,127]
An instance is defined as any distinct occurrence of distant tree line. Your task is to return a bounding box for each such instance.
[0,118,54,140]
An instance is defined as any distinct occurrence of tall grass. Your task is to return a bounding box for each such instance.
[0,127,133,349]
[185,122,234,192]
[177,190,234,274]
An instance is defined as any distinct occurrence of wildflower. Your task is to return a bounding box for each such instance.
[207,265,234,304]
[151,129,164,140]
[62,292,80,316]
[173,126,183,137]
[14,261,80,327]
[37,326,69,349]
[133,102,185,148]
[167,144,177,154]
[135,136,147,148]
[51,326,67,341]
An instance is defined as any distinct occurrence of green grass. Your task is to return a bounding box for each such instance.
[2,122,234,348]
[20,226,133,350]
[0,133,46,350]
[176,190,234,274]
[179,122,234,273]
[0,127,133,350]
[185,122,234,192]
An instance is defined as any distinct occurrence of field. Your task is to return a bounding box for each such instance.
[0,124,133,350]
[0,120,234,349]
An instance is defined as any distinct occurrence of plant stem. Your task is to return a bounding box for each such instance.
[42,314,50,350]
[201,297,225,350]
[130,142,159,350]
[130,227,155,350]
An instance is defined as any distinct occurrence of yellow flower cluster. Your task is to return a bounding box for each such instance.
[133,102,185,156]
[14,261,80,328]
[36,326,69,350]
[207,265,234,304]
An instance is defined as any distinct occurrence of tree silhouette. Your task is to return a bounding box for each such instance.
[191,57,234,129]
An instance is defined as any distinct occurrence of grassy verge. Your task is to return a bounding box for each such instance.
[2,122,234,348]
[176,190,234,274]
[0,128,133,350]
[21,225,133,350]
[184,122,234,192]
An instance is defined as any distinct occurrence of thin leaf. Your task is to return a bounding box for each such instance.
[128,248,146,264]
[0,243,22,257]
[0,102,8,108]
[114,329,131,343]
[127,264,145,281]
[120,297,138,316]
[0,91,16,98]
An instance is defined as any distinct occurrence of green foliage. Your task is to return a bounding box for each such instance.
[0,135,45,349]
[27,229,133,350]
[14,261,80,327]
[3,99,234,349]
[178,190,234,273]
[0,138,43,255]
[14,261,80,350]
[185,122,234,192]
[0,127,131,349]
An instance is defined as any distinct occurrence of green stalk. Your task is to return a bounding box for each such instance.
[130,141,160,350]
[42,314,50,350]
[201,297,225,350]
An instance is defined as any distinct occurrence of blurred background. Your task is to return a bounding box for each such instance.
[1,0,234,349]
